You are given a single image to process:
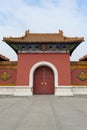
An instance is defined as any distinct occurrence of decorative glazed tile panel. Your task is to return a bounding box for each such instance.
[77,71,87,81]
[0,71,11,81]
[71,68,87,85]
[0,69,17,85]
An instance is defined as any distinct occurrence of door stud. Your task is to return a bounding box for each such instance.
[41,82,43,85]
[45,82,47,85]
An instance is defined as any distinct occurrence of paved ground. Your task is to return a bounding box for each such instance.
[0,96,87,130]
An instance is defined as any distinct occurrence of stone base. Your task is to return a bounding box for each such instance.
[0,86,32,96]
[72,86,87,95]
[55,86,73,96]
[0,86,87,96]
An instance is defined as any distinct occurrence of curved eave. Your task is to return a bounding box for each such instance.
[79,55,87,61]
[3,37,84,43]
[70,42,80,56]
[0,54,10,61]
[3,40,18,54]
[70,38,85,55]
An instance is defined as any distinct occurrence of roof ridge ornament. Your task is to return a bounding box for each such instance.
[59,30,63,36]
[25,29,30,36]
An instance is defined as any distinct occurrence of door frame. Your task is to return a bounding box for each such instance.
[29,61,58,95]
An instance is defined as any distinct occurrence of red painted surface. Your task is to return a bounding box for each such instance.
[17,53,71,86]
[33,66,54,94]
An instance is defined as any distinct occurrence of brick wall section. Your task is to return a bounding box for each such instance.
[71,61,87,86]
[0,61,17,86]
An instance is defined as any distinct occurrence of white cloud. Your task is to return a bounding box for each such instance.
[0,0,87,61]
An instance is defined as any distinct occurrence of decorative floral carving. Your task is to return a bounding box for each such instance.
[77,71,87,81]
[0,72,11,81]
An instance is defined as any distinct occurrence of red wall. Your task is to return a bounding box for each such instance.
[17,53,71,86]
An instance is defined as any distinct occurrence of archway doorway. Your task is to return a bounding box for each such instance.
[33,66,54,94]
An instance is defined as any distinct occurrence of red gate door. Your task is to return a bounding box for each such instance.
[33,66,54,94]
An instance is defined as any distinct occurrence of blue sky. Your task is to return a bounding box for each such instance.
[0,0,87,61]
